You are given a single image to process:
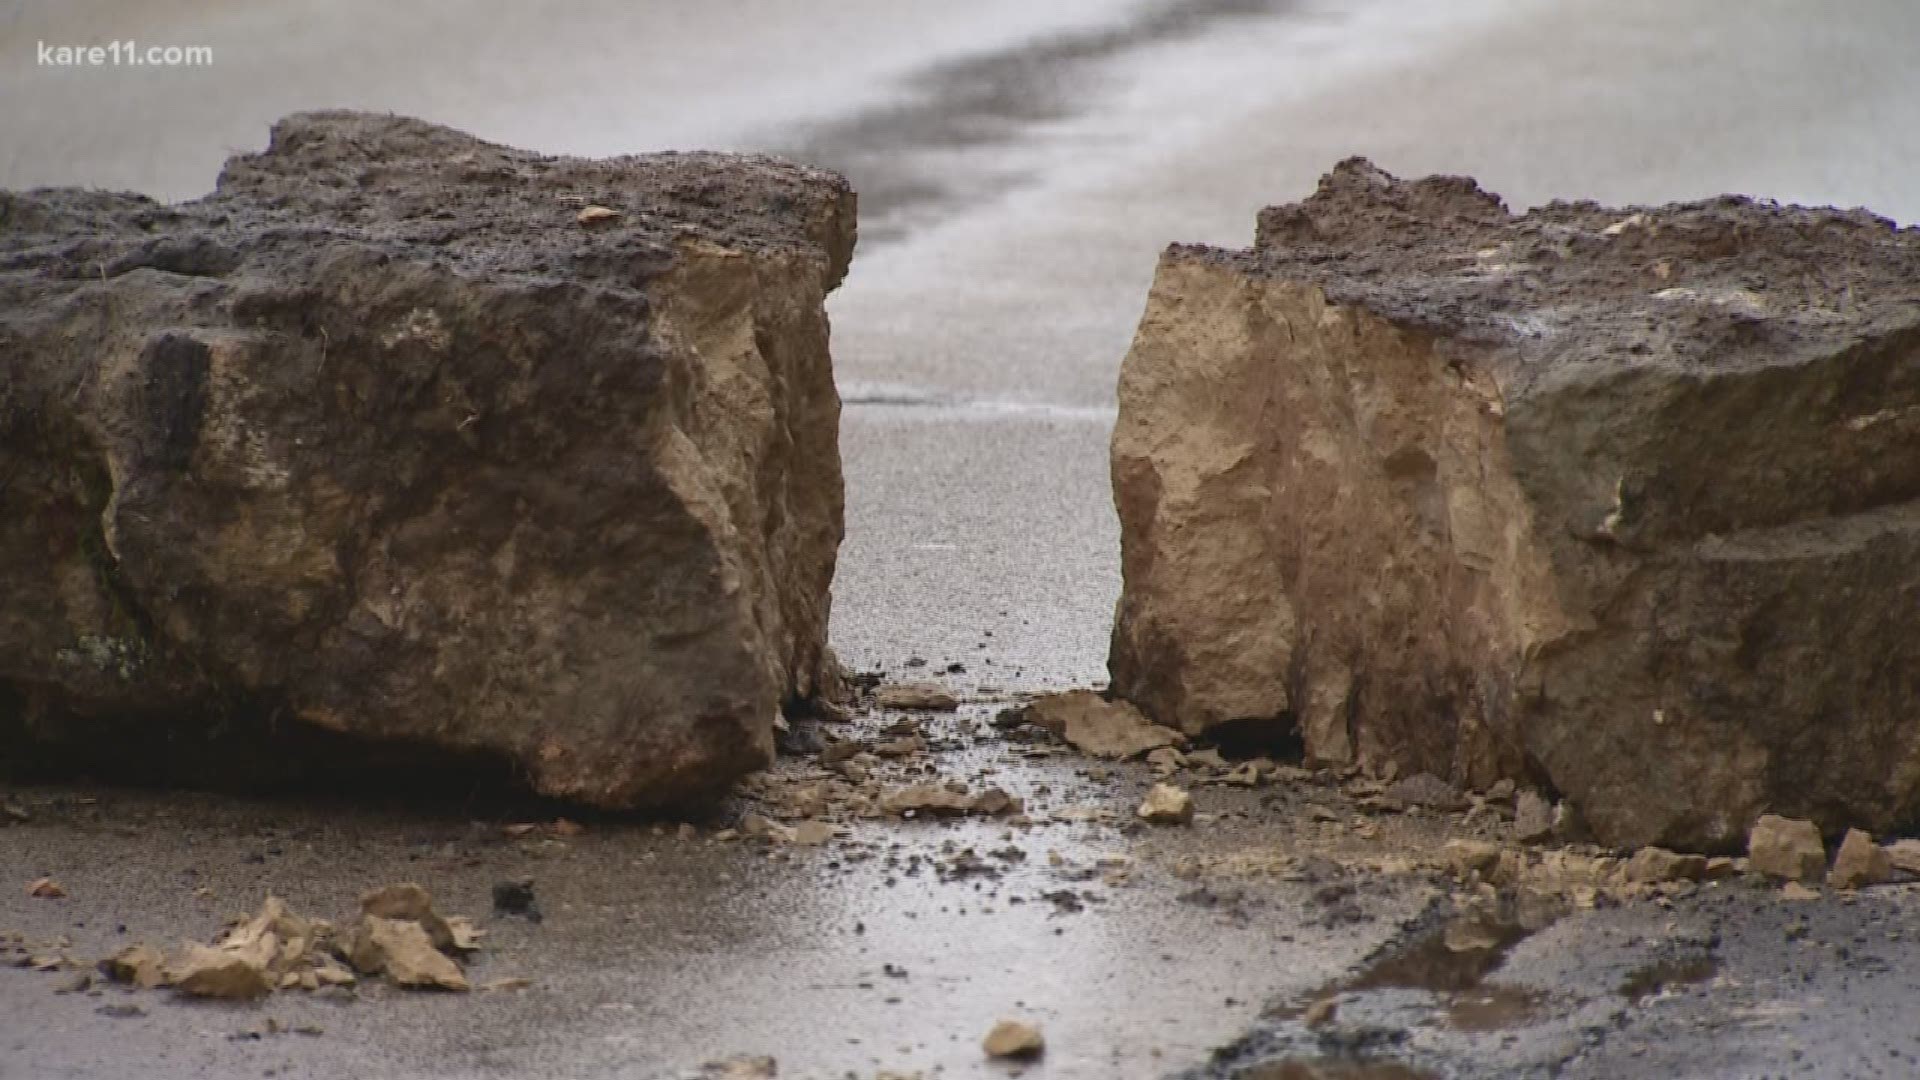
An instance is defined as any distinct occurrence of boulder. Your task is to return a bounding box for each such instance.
[0,112,855,807]
[1108,157,1920,850]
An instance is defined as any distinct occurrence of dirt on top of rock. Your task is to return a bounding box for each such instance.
[1226,156,1920,381]
[2,110,854,293]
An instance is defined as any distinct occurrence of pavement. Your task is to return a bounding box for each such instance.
[8,0,1920,1077]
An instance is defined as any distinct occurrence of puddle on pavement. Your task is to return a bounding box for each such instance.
[1618,954,1721,1001]
[1238,1059,1437,1080]
[1443,984,1544,1031]
[1346,913,1531,995]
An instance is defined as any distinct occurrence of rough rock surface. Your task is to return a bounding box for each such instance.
[0,112,855,807]
[1746,814,1827,883]
[1109,157,1920,850]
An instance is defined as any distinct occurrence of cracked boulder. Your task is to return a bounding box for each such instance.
[1109,157,1920,850]
[0,111,854,807]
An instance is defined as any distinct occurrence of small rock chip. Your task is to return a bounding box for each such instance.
[1442,839,1502,878]
[360,883,455,952]
[700,1055,777,1079]
[1145,747,1186,776]
[875,683,960,711]
[1748,815,1826,883]
[1185,749,1229,771]
[479,976,533,992]
[1136,783,1195,825]
[1512,790,1556,843]
[26,877,65,899]
[1303,997,1338,1028]
[98,944,169,989]
[982,1018,1045,1059]
[550,818,586,838]
[740,813,797,843]
[1703,856,1741,880]
[1780,881,1821,902]
[790,821,836,846]
[1828,828,1894,889]
[575,205,622,227]
[1883,839,1920,876]
[1624,846,1709,884]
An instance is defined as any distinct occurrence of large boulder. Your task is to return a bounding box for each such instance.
[0,111,854,807]
[1109,158,1920,850]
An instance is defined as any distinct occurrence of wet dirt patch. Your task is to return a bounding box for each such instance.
[1346,914,1532,995]
[1443,985,1544,1032]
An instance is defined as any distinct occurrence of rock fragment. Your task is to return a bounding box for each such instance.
[25,877,64,899]
[346,917,469,991]
[1884,839,1920,876]
[1624,847,1709,884]
[1828,829,1894,889]
[1748,815,1827,883]
[1136,783,1195,825]
[98,944,169,989]
[1019,690,1183,759]
[1512,791,1556,843]
[1442,840,1502,878]
[982,1019,1046,1060]
[875,683,960,712]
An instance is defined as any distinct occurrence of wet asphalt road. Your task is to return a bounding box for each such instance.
[7,0,1920,1077]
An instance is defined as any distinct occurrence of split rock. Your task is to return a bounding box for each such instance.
[1107,157,1920,850]
[0,111,854,807]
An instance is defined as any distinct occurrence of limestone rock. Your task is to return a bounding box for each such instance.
[1020,690,1184,759]
[1512,791,1556,843]
[98,944,169,989]
[1748,815,1826,883]
[981,1019,1045,1059]
[347,916,468,991]
[1828,828,1893,889]
[167,943,274,1000]
[875,683,959,712]
[1624,846,1708,884]
[1442,839,1502,878]
[1108,157,1920,850]
[0,111,854,807]
[1136,782,1194,825]
[359,883,454,952]
[1884,839,1920,876]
